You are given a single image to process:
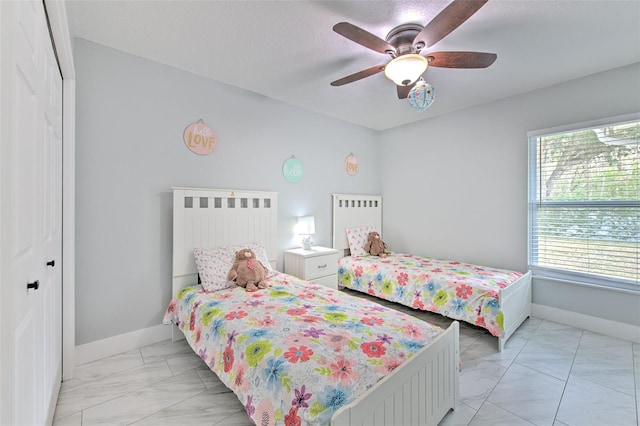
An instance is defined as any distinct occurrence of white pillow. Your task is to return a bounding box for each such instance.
[346,225,377,257]
[194,241,274,292]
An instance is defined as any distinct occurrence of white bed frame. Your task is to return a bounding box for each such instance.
[172,187,459,426]
[332,193,532,352]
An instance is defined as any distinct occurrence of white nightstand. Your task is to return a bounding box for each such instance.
[284,246,339,289]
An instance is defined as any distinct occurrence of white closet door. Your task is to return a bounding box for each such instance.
[0,0,63,424]
[40,1,64,418]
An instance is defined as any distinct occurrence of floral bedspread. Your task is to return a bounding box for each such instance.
[163,272,443,426]
[338,253,524,337]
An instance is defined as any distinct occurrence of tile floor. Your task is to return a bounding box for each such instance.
[54,288,639,426]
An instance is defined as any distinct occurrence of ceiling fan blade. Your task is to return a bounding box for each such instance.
[426,51,496,68]
[414,0,488,48]
[397,84,414,99]
[333,22,396,54]
[331,64,386,86]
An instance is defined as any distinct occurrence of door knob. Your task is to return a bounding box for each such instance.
[46,260,55,267]
[27,280,40,290]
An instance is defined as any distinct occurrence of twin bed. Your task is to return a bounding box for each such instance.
[165,188,459,426]
[164,188,531,425]
[332,194,532,352]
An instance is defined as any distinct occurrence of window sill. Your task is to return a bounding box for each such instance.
[530,267,639,295]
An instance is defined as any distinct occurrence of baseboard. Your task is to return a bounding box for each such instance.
[75,324,172,366]
[46,363,62,425]
[531,303,640,343]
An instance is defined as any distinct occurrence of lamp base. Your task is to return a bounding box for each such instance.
[301,236,314,250]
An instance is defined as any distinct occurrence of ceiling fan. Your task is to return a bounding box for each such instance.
[330,0,497,100]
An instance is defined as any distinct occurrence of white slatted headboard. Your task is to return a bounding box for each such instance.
[172,187,278,296]
[332,194,382,254]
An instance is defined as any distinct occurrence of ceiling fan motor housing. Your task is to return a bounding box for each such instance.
[385,23,424,56]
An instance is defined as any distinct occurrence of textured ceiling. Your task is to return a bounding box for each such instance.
[65,0,640,131]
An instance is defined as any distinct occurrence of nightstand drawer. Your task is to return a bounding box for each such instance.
[284,246,340,290]
[304,252,339,280]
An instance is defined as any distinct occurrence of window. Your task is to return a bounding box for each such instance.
[528,114,639,291]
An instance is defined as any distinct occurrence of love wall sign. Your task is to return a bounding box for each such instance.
[183,120,217,155]
[345,153,359,176]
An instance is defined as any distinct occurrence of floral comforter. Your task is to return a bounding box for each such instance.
[163,272,443,426]
[338,253,524,337]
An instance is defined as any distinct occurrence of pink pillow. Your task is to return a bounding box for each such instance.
[346,225,377,257]
[194,242,273,292]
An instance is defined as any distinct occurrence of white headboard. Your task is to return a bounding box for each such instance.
[332,193,383,254]
[172,187,278,294]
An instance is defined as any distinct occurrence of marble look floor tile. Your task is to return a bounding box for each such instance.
[71,349,144,384]
[212,408,255,425]
[53,294,640,425]
[468,401,536,426]
[509,317,542,340]
[438,401,477,426]
[51,411,81,426]
[459,325,490,350]
[131,388,246,426]
[461,333,525,369]
[525,331,582,353]
[529,323,583,350]
[458,322,490,336]
[487,363,565,425]
[514,342,577,381]
[499,334,528,353]
[459,332,483,354]
[53,359,173,420]
[195,366,233,392]
[571,345,635,396]
[631,342,639,395]
[579,331,633,356]
[556,375,637,426]
[535,320,582,335]
[82,369,206,425]
[165,350,209,375]
[458,359,508,409]
[140,338,194,363]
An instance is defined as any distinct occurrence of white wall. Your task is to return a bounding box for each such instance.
[379,62,640,327]
[74,39,380,346]
[74,35,639,347]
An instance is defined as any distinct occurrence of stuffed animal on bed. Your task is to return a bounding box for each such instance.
[364,231,388,257]
[227,248,268,292]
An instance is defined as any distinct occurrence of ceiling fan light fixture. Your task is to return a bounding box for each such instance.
[384,54,428,86]
[407,78,435,110]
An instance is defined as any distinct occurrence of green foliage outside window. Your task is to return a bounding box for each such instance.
[529,119,639,287]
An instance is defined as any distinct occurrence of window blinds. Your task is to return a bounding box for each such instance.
[528,118,639,290]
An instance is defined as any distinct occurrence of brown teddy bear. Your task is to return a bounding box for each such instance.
[364,231,388,257]
[227,248,268,292]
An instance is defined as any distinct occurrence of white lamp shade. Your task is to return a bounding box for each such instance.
[384,54,429,86]
[297,216,315,235]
